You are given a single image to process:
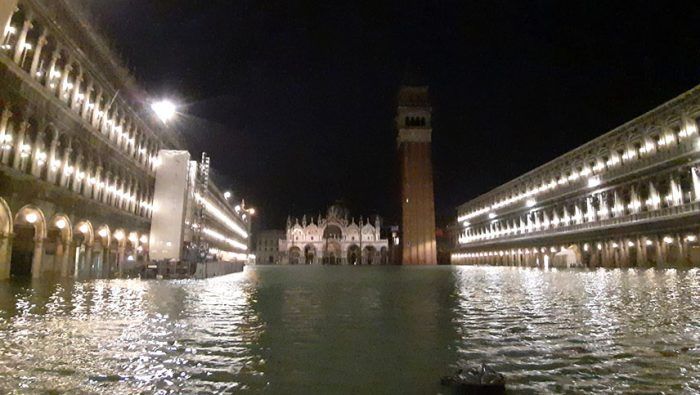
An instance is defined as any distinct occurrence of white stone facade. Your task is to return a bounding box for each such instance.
[279,205,389,265]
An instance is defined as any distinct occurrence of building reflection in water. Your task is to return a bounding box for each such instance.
[0,271,265,393]
[451,266,700,393]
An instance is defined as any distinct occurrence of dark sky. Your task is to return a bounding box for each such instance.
[87,0,700,230]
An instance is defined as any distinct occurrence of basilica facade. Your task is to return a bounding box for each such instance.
[279,205,389,265]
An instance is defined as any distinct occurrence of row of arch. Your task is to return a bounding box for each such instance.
[289,222,382,243]
[0,197,147,279]
[2,1,162,176]
[453,232,700,268]
[460,104,700,222]
[287,244,388,265]
[460,166,700,245]
[0,105,155,217]
[404,116,428,127]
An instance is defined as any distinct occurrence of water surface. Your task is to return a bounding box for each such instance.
[1,265,699,393]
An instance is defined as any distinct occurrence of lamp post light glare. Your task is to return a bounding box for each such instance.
[151,100,177,123]
[224,191,231,200]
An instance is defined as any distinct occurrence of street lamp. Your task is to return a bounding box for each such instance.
[151,99,177,123]
[224,191,231,200]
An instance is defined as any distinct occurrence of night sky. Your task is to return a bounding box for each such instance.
[87,1,700,230]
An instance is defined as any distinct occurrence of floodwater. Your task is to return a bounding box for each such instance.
[1,265,699,393]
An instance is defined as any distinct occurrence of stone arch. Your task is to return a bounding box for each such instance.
[347,244,360,265]
[363,245,377,265]
[46,214,72,276]
[553,245,582,268]
[322,223,343,240]
[93,225,111,278]
[72,220,94,277]
[0,197,11,236]
[95,225,111,248]
[12,204,47,277]
[361,224,375,242]
[303,244,316,264]
[323,240,341,264]
[48,214,73,242]
[288,246,301,265]
[666,239,683,265]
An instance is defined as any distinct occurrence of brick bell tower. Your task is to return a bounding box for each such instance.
[396,82,437,265]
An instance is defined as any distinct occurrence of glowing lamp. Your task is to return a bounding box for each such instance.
[79,223,89,234]
[55,219,66,229]
[25,212,38,224]
[151,100,177,123]
[98,228,109,238]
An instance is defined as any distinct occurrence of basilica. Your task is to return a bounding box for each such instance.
[279,205,389,265]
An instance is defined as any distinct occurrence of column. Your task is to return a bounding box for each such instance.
[654,236,664,267]
[636,237,646,267]
[0,234,11,280]
[620,239,629,267]
[44,46,61,91]
[29,131,44,177]
[46,130,59,183]
[58,142,72,188]
[91,88,103,128]
[82,161,93,198]
[677,234,685,265]
[11,120,28,170]
[59,58,73,103]
[102,245,110,278]
[692,168,700,201]
[117,244,125,277]
[84,246,93,278]
[70,151,83,192]
[92,165,102,200]
[70,68,83,111]
[0,106,12,165]
[12,16,31,64]
[29,29,47,78]
[61,240,72,277]
[0,0,18,44]
[81,79,94,120]
[102,171,111,204]
[31,237,44,278]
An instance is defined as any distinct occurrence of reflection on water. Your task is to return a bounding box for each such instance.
[0,274,266,393]
[0,266,699,393]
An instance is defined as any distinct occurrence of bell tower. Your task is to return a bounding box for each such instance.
[396,83,437,265]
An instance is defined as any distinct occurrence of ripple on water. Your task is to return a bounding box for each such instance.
[0,266,699,393]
